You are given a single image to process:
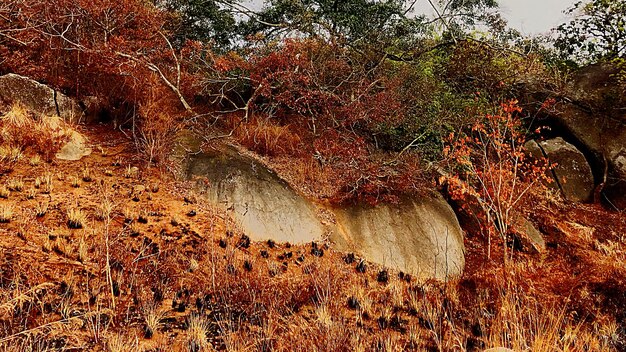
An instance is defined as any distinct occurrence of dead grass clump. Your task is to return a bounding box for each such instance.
[77,235,89,262]
[82,166,92,182]
[7,177,24,192]
[28,154,41,166]
[26,188,36,199]
[0,104,72,161]
[483,287,611,351]
[70,175,81,188]
[186,313,210,351]
[234,117,302,157]
[40,173,53,194]
[0,186,9,199]
[96,199,115,221]
[0,204,13,223]
[143,306,164,339]
[67,207,87,229]
[106,334,137,352]
[34,202,48,217]
[124,165,138,179]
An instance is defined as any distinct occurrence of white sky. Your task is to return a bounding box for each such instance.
[246,0,578,36]
[411,0,576,35]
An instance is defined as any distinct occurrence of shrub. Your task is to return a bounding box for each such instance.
[0,104,72,162]
[441,100,551,260]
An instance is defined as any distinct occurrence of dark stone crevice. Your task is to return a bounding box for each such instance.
[53,89,61,117]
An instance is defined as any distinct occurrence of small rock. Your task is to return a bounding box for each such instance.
[56,131,92,161]
[511,214,546,253]
[133,185,146,193]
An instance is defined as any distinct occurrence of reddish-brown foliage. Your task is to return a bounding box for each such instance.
[208,39,425,204]
[0,0,202,115]
[442,100,552,259]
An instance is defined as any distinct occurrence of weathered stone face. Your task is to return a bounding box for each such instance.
[186,146,466,280]
[545,63,626,209]
[332,195,465,280]
[187,147,327,245]
[0,73,83,123]
[526,138,595,203]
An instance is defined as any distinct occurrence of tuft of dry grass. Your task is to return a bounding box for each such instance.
[0,204,13,223]
[483,287,611,352]
[0,104,72,161]
[106,334,137,352]
[96,199,115,221]
[70,175,81,188]
[124,165,138,179]
[0,186,9,199]
[7,177,24,192]
[234,117,302,157]
[41,173,53,194]
[143,306,164,339]
[82,166,92,182]
[77,235,89,262]
[67,207,87,229]
[28,154,41,166]
[34,202,48,217]
[26,188,36,199]
[186,314,210,351]
[189,258,199,273]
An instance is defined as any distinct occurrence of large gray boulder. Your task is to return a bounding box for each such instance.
[332,195,465,280]
[0,73,83,123]
[187,147,327,244]
[547,63,626,208]
[186,145,466,280]
[526,138,594,203]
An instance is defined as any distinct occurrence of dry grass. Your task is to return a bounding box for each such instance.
[186,314,210,351]
[26,188,36,199]
[34,202,48,217]
[0,186,9,199]
[66,207,87,229]
[28,154,41,166]
[106,334,137,352]
[39,173,53,194]
[143,305,164,339]
[70,175,81,188]
[7,177,24,192]
[0,103,72,161]
[234,117,302,157]
[483,288,612,351]
[0,105,622,352]
[82,166,92,182]
[0,204,13,223]
[96,199,115,221]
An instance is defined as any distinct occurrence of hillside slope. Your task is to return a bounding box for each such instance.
[0,106,625,351]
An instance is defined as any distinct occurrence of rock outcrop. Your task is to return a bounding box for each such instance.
[333,195,465,280]
[544,63,626,208]
[526,138,594,202]
[0,73,84,123]
[187,148,327,244]
[186,146,466,280]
